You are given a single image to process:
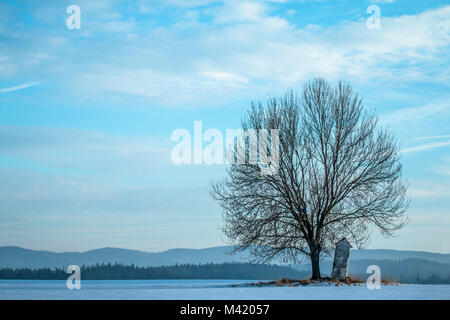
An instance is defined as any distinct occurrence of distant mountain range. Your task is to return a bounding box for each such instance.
[1,245,450,269]
[0,246,248,269]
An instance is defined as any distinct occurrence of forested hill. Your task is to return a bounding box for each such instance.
[0,263,307,281]
[1,246,450,269]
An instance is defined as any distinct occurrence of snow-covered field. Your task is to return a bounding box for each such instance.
[0,280,449,300]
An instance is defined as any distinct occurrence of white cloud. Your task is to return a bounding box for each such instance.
[213,1,268,23]
[78,4,449,105]
[370,0,396,3]
[1,3,449,108]
[0,82,39,94]
[401,140,450,154]
[415,134,450,141]
[408,180,450,199]
[201,71,249,83]
[156,0,219,8]
[88,19,137,33]
[380,98,450,125]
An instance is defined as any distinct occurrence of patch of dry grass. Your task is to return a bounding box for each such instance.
[245,276,365,287]
[381,275,399,285]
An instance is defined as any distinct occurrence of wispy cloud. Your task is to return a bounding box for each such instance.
[401,140,450,154]
[1,2,449,107]
[0,82,39,94]
[408,180,450,199]
[371,0,396,3]
[0,126,169,175]
[70,4,450,105]
[201,71,249,84]
[415,134,450,141]
[380,98,450,126]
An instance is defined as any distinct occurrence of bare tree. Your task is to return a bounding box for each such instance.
[211,78,409,280]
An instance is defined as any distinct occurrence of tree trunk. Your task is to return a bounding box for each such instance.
[310,247,321,280]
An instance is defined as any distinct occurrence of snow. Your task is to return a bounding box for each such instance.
[0,280,449,300]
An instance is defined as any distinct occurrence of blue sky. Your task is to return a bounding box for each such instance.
[0,0,449,253]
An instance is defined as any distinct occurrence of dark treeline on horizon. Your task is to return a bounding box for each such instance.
[324,258,450,284]
[0,262,309,281]
[0,261,450,284]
